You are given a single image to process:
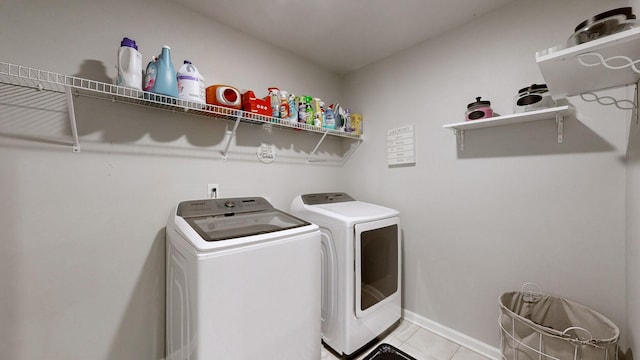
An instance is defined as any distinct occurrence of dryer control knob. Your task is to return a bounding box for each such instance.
[224,200,235,208]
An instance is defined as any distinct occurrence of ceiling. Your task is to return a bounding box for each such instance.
[172,0,517,74]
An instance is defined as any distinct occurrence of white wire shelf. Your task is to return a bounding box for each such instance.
[0,61,362,156]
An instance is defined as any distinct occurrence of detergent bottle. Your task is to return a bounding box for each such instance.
[323,105,336,129]
[333,103,345,131]
[297,96,307,124]
[177,60,205,104]
[288,92,298,123]
[152,46,178,98]
[312,98,323,127]
[344,107,353,132]
[143,56,157,92]
[304,96,314,125]
[116,37,142,90]
[320,100,326,125]
[267,87,280,119]
[279,90,289,119]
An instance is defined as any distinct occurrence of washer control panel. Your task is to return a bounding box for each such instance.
[178,197,273,217]
[300,192,355,205]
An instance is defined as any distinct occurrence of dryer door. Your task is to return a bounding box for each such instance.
[354,217,400,318]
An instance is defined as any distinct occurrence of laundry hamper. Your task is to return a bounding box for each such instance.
[499,284,619,360]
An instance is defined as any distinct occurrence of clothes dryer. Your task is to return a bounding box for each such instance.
[166,197,321,360]
[290,193,401,357]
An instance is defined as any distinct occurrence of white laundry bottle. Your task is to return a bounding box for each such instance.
[177,60,205,104]
[116,37,143,90]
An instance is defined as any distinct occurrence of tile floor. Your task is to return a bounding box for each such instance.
[320,320,492,360]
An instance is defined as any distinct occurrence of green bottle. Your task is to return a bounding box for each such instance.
[305,96,314,125]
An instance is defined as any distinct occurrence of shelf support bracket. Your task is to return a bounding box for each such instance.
[636,78,639,125]
[556,112,564,144]
[340,138,362,165]
[221,113,242,160]
[454,129,465,151]
[307,132,328,163]
[64,86,80,152]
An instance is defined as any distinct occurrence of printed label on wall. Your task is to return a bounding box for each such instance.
[257,143,276,164]
[387,125,416,166]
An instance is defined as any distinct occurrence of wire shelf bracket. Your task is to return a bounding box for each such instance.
[574,51,639,113]
[454,129,465,151]
[556,112,564,143]
[307,132,328,163]
[579,91,636,110]
[577,52,640,74]
[64,86,81,152]
[221,114,242,160]
[637,78,639,125]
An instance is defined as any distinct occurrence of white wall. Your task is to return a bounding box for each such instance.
[0,1,350,359]
[2,0,639,359]
[626,93,640,360]
[625,1,640,355]
[343,0,633,353]
[626,2,640,359]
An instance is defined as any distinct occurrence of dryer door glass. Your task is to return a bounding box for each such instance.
[355,217,400,317]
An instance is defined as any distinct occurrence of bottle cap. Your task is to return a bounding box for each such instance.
[120,37,138,50]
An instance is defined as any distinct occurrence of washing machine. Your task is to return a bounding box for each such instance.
[290,193,401,358]
[166,197,321,360]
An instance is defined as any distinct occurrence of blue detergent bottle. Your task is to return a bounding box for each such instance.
[323,106,336,129]
[152,45,178,98]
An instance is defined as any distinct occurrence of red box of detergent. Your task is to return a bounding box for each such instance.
[242,90,270,116]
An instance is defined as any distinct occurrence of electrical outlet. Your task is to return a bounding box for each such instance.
[207,184,219,199]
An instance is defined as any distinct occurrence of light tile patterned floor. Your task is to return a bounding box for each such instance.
[321,320,492,360]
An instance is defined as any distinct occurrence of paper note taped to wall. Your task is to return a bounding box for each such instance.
[387,125,416,166]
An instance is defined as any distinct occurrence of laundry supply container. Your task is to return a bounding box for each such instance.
[499,284,619,360]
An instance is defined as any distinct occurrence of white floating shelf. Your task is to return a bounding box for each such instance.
[443,105,573,151]
[536,26,640,99]
[443,105,573,131]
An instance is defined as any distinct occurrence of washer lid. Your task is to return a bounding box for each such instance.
[178,197,311,241]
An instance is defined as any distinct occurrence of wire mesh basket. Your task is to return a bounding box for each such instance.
[499,284,619,360]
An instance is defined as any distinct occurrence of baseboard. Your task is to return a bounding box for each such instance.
[402,309,501,360]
